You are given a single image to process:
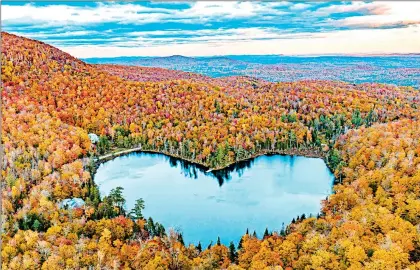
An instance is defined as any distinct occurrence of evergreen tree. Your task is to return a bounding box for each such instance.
[215,143,227,166]
[197,242,202,253]
[263,228,269,238]
[97,135,110,154]
[129,198,145,220]
[285,225,291,235]
[207,241,213,250]
[88,183,101,207]
[351,109,364,128]
[252,231,257,238]
[238,237,243,250]
[365,108,377,127]
[280,224,286,237]
[214,100,221,113]
[217,236,221,246]
[32,220,41,231]
[327,149,342,171]
[109,186,126,215]
[156,223,166,237]
[178,233,185,246]
[229,241,237,263]
[146,217,155,236]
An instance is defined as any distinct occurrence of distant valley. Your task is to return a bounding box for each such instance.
[84,54,420,88]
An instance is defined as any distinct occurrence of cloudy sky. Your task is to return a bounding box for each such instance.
[2,1,420,58]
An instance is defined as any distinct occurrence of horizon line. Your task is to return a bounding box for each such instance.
[81,52,420,59]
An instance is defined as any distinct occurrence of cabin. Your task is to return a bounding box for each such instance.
[59,198,85,210]
[88,133,99,144]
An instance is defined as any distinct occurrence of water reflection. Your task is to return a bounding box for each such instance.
[162,153,255,185]
[95,152,334,246]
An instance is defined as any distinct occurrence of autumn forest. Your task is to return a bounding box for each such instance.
[2,32,420,269]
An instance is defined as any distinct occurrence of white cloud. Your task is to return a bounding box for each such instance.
[2,3,171,25]
[290,3,311,11]
[2,2,289,26]
[181,1,288,20]
[314,2,389,16]
[42,27,310,48]
[127,27,284,38]
[3,1,420,57]
[59,25,420,58]
[319,2,420,28]
[11,30,97,39]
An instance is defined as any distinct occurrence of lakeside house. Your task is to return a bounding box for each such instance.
[88,133,99,144]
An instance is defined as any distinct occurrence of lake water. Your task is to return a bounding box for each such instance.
[94,152,334,246]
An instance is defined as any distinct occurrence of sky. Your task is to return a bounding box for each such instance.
[2,1,420,58]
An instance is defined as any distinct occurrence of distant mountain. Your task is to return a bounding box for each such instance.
[83,54,420,88]
[135,55,201,66]
[166,55,194,60]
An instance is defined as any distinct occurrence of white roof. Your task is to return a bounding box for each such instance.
[59,198,85,209]
[88,133,99,143]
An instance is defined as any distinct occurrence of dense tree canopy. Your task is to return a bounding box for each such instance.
[1,32,420,269]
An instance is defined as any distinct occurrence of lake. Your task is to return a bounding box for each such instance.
[94,152,334,246]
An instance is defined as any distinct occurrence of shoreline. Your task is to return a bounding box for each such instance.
[95,146,327,172]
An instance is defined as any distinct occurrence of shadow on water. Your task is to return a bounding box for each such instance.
[127,152,311,187]
[209,159,254,186]
[138,152,255,186]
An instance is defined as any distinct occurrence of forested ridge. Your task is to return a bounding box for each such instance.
[2,32,420,269]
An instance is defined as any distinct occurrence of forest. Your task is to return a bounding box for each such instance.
[1,32,420,269]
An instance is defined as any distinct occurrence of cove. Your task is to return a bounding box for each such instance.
[94,152,334,246]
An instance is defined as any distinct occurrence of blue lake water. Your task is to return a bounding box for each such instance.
[94,152,334,246]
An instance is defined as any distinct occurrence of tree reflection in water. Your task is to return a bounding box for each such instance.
[139,152,255,186]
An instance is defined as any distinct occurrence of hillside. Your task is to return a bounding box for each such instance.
[2,32,91,78]
[96,64,269,89]
[95,64,213,83]
[2,32,420,269]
